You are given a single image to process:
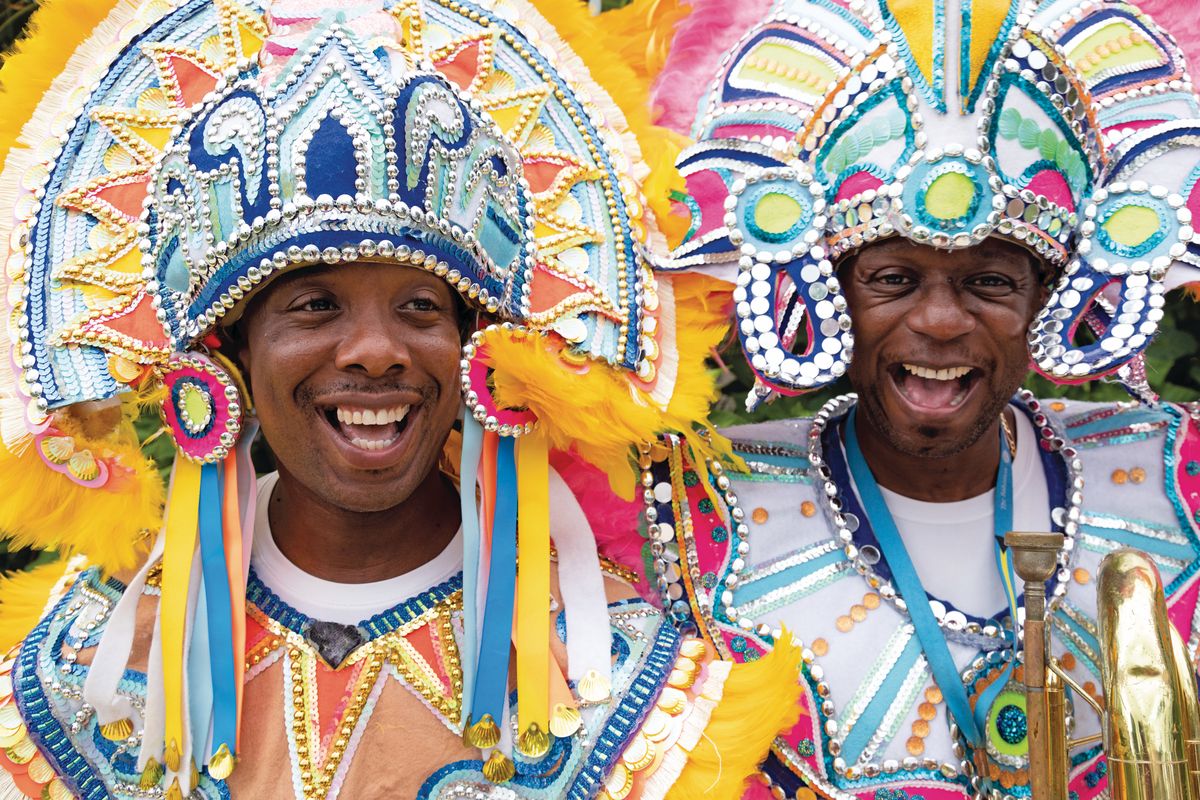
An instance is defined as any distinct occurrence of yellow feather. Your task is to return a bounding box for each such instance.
[516,0,693,247]
[666,633,805,799]
[0,414,161,574]
[488,273,735,499]
[0,0,126,168]
[0,560,68,654]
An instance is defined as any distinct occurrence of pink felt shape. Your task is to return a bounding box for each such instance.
[833,170,885,203]
[685,169,733,237]
[1025,168,1076,212]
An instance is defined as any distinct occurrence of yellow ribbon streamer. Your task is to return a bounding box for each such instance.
[515,431,550,753]
[161,458,202,770]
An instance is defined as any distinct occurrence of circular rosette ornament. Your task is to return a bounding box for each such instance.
[1031,183,1191,383]
[965,656,1071,793]
[461,324,539,437]
[728,164,854,398]
[160,353,244,462]
[896,150,1001,247]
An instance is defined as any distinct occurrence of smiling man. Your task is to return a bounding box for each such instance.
[0,1,800,798]
[650,0,1200,798]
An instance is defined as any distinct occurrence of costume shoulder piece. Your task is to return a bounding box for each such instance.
[0,559,800,799]
[642,394,1200,798]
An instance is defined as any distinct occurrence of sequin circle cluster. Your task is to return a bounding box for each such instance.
[160,353,244,463]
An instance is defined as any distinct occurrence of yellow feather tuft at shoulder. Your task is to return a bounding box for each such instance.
[0,559,70,655]
[666,633,805,800]
[487,272,735,499]
[0,412,161,575]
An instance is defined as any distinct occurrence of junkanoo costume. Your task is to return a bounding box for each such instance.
[0,1,803,798]
[645,0,1200,798]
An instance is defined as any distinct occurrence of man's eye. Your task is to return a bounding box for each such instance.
[874,272,912,286]
[292,296,337,312]
[403,297,442,312]
[970,275,1016,290]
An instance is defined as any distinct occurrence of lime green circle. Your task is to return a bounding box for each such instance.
[181,383,212,430]
[986,689,1029,758]
[1103,205,1161,248]
[924,171,977,221]
[754,192,804,236]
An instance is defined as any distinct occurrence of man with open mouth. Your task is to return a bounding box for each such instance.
[652,0,1200,797]
[0,1,801,798]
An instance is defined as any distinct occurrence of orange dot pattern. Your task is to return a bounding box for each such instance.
[906,686,944,756]
[834,593,882,634]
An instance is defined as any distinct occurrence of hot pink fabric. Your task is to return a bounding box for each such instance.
[1025,169,1076,212]
[833,170,885,203]
[685,169,733,237]
[711,124,796,140]
[651,0,775,134]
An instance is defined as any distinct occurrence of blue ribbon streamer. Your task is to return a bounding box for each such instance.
[459,414,484,726]
[844,408,1018,751]
[470,435,518,727]
[198,461,237,757]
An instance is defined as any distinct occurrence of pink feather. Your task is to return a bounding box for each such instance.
[1137,0,1200,70]
[650,0,774,135]
[549,449,653,599]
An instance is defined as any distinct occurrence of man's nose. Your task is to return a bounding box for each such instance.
[333,311,412,377]
[905,280,976,341]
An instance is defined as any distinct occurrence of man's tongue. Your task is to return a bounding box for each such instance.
[899,373,963,409]
[337,420,399,443]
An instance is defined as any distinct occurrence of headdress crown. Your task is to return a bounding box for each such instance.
[672,0,1200,401]
[151,20,534,343]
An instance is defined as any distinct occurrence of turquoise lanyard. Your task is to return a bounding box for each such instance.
[844,407,1019,751]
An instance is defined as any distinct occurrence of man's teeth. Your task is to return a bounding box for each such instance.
[348,437,393,451]
[334,404,410,426]
[902,364,972,381]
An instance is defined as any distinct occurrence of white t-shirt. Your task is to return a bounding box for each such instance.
[878,411,1051,618]
[250,471,464,625]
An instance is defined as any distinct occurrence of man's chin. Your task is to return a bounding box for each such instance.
[858,386,999,460]
[306,472,425,515]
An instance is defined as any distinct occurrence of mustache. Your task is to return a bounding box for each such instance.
[297,380,438,405]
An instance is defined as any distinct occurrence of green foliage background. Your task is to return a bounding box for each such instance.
[0,0,1197,574]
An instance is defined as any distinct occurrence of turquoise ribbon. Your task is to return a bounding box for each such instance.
[844,407,1018,751]
[459,413,484,726]
[470,435,517,728]
[198,461,237,759]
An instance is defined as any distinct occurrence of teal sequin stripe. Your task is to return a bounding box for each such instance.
[13,577,107,800]
[961,0,1021,112]
[566,621,681,799]
[244,568,463,642]
[1163,405,1200,593]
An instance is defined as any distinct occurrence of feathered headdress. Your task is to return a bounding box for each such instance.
[663,0,1200,408]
